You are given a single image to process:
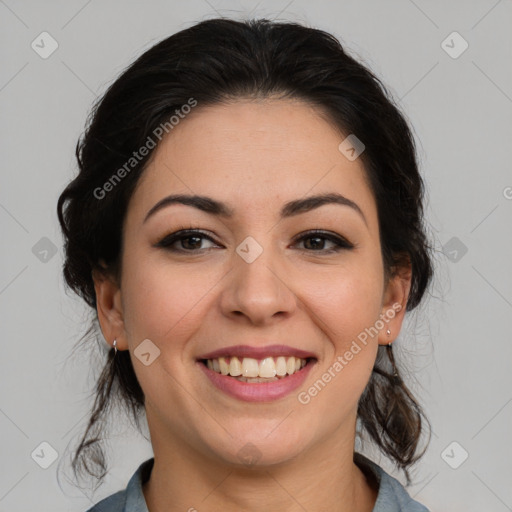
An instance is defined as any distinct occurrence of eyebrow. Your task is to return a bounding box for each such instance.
[143,192,367,226]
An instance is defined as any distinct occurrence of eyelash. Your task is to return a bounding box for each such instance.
[154,228,354,254]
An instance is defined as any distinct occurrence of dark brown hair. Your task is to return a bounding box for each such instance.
[57,17,433,489]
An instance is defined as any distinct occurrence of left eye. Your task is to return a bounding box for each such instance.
[155,229,353,254]
[295,231,353,252]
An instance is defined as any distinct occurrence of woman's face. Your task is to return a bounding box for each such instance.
[95,98,410,467]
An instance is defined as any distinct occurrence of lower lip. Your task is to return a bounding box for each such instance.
[197,359,316,402]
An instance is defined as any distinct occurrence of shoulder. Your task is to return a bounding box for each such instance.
[84,458,154,512]
[85,490,126,512]
[354,453,431,512]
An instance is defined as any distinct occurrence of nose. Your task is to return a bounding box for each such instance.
[219,240,298,326]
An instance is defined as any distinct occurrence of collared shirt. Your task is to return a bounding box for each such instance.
[85,453,430,511]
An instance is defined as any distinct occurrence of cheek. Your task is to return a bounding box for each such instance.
[300,263,384,348]
[299,272,381,415]
[120,252,221,347]
[295,258,383,403]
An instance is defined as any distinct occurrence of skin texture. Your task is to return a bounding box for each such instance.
[93,98,412,512]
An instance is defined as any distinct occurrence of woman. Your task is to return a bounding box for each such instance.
[57,17,433,512]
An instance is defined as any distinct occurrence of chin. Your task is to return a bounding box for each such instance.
[204,422,310,468]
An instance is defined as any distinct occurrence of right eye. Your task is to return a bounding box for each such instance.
[154,229,221,253]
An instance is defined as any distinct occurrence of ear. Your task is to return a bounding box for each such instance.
[92,261,127,351]
[377,256,412,346]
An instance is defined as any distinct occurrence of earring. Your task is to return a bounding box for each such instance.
[386,329,391,345]
[113,339,118,354]
[386,343,400,380]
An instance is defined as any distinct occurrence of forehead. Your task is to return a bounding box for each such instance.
[128,99,377,225]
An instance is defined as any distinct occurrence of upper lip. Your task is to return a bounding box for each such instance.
[197,344,317,360]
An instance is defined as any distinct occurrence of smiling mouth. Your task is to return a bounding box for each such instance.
[199,356,315,382]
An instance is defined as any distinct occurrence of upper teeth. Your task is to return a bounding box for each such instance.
[206,356,307,378]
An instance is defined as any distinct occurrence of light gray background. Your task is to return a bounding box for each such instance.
[1,1,511,511]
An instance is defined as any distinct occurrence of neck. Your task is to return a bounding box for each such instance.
[142,420,378,512]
